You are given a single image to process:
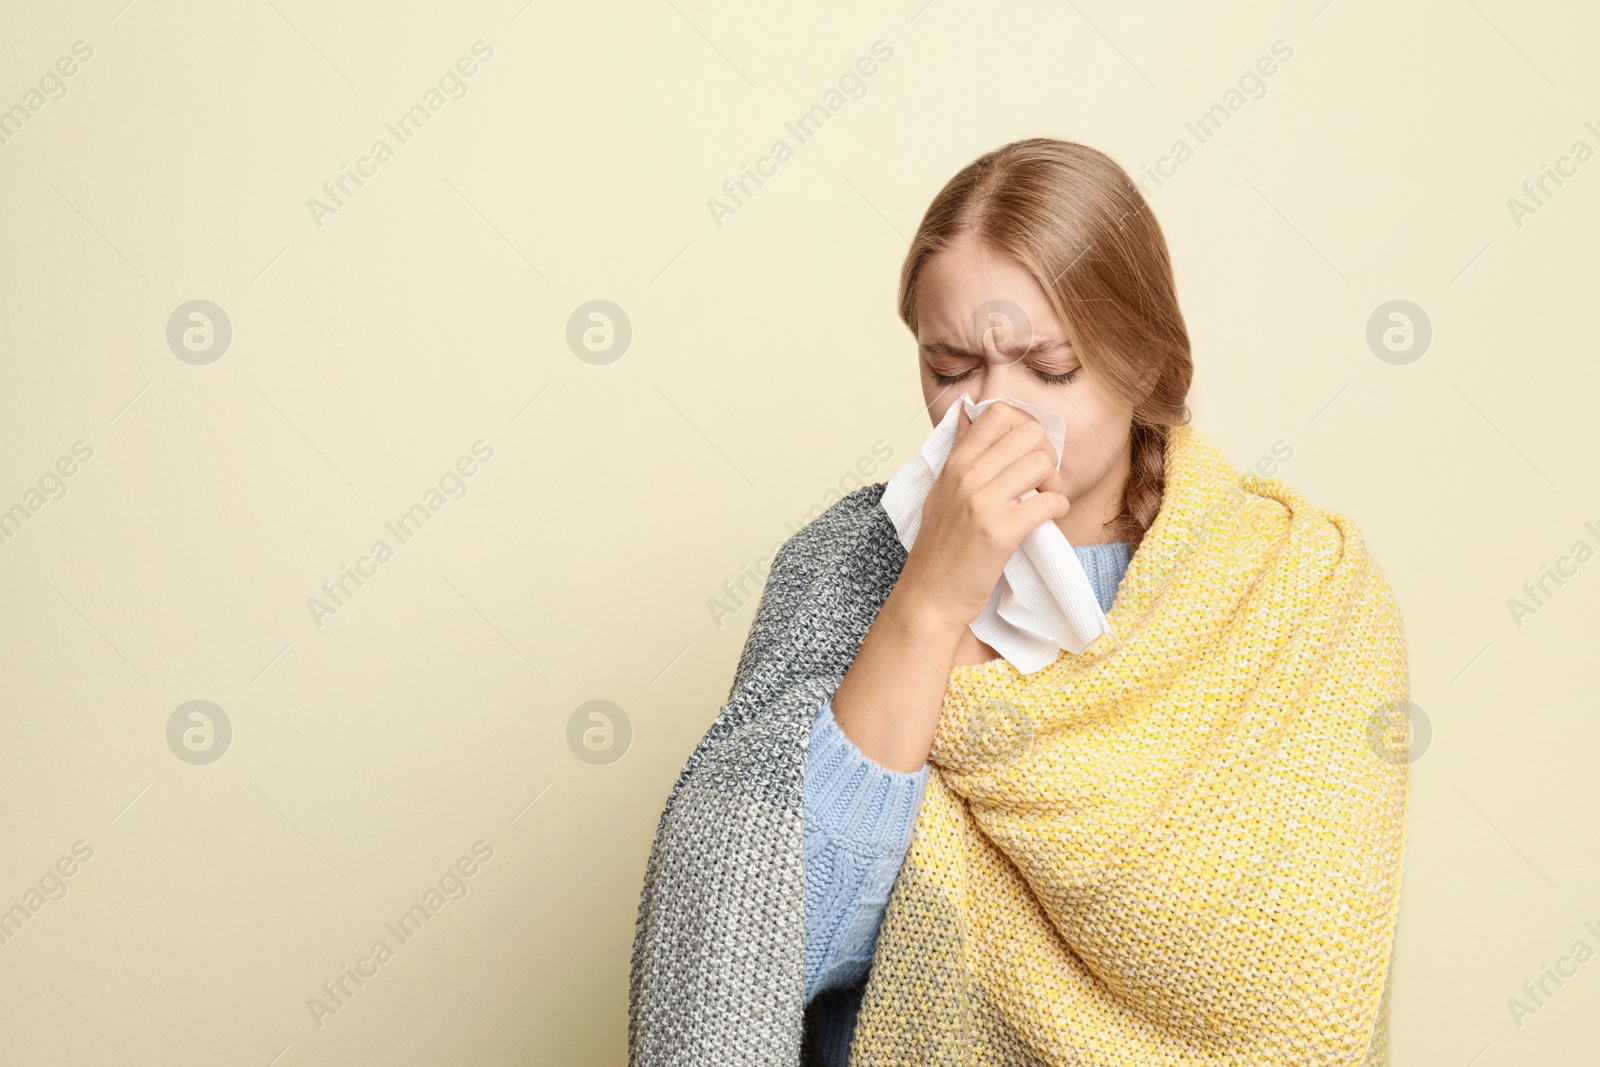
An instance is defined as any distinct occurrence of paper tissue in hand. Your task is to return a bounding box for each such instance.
[879,393,1113,674]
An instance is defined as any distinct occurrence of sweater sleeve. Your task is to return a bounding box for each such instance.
[797,543,1132,1011]
[803,694,930,1004]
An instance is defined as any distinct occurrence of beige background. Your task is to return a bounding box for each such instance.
[1,0,1597,1063]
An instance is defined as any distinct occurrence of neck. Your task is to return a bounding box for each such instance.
[1054,449,1132,545]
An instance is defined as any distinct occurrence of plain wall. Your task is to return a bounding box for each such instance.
[1,0,1597,1063]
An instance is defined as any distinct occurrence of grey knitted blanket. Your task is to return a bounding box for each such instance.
[629,482,900,1065]
[630,425,1409,1067]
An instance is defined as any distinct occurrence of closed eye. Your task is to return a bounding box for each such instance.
[932,366,1080,387]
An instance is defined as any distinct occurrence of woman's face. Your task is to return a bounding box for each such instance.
[913,236,1135,543]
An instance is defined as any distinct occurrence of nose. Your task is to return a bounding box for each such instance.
[970,312,1028,405]
[970,348,1028,406]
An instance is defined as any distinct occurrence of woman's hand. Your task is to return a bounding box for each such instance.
[830,401,1071,773]
[895,402,1071,633]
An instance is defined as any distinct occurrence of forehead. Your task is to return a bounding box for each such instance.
[916,240,1067,346]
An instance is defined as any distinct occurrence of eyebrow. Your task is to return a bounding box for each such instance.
[921,337,1072,359]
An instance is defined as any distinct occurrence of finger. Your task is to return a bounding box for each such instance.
[972,401,1033,430]
[956,403,1039,465]
[947,405,1002,471]
[1038,466,1065,498]
[984,448,1060,509]
[961,416,1054,488]
[1008,489,1071,535]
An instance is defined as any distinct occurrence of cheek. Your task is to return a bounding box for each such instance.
[1057,426,1114,473]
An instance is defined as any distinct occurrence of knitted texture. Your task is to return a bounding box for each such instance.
[803,695,930,1003]
[802,540,1134,1062]
[629,423,1409,1067]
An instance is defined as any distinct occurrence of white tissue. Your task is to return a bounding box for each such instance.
[880,393,1112,674]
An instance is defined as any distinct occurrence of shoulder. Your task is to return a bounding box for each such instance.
[1239,467,1370,556]
[774,482,897,568]
[725,483,904,699]
[1237,468,1401,624]
[1169,416,1386,589]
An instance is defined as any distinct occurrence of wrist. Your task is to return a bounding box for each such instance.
[885,582,968,650]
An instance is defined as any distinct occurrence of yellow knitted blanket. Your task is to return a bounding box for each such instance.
[849,423,1410,1066]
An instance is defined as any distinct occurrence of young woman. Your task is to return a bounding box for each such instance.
[632,139,1409,1067]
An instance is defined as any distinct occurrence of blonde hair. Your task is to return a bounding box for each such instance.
[897,138,1193,548]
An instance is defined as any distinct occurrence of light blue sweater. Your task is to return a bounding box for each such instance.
[802,539,1135,1062]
